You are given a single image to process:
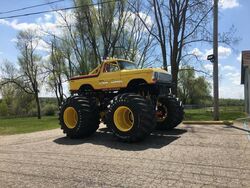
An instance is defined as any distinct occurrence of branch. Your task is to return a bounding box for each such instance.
[179,68,212,77]
[0,78,34,94]
[183,7,213,41]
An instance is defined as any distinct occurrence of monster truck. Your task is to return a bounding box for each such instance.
[59,58,184,142]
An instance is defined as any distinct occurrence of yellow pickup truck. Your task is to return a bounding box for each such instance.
[59,58,183,142]
[69,58,172,92]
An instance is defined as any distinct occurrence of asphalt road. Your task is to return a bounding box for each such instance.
[0,123,250,187]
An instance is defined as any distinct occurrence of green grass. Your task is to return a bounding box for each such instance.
[184,106,246,121]
[0,116,59,135]
[0,106,246,135]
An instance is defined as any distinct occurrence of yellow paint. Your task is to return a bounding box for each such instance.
[69,58,169,91]
[113,106,134,132]
[63,107,78,129]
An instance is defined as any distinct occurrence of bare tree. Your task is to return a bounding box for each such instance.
[128,0,167,69]
[115,1,156,67]
[1,30,42,119]
[55,0,155,72]
[44,38,66,106]
[168,0,213,95]
[129,0,214,95]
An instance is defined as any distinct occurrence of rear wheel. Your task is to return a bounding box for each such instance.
[155,96,184,130]
[59,96,100,138]
[106,93,156,142]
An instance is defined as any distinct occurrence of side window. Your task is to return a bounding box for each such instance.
[103,63,120,73]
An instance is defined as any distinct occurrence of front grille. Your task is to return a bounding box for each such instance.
[158,72,172,83]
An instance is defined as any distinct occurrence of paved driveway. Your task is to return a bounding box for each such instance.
[0,123,249,187]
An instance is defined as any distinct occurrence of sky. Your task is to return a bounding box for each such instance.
[0,0,249,99]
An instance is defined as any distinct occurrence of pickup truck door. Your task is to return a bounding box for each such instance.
[98,62,122,89]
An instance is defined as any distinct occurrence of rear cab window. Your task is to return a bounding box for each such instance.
[103,62,120,73]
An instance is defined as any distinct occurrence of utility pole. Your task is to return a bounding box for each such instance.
[213,0,219,120]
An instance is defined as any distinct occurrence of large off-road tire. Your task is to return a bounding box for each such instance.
[59,96,100,138]
[156,95,184,130]
[106,93,156,142]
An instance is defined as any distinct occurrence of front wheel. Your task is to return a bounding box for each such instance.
[106,93,156,142]
[59,96,100,138]
[155,96,184,130]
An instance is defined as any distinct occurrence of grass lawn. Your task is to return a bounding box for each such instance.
[0,106,246,135]
[0,116,59,135]
[184,106,246,121]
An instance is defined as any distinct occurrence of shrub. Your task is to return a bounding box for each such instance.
[0,101,8,116]
[43,104,57,116]
[28,108,37,117]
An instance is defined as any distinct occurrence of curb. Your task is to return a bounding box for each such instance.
[183,121,233,125]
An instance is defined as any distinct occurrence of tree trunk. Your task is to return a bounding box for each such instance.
[161,44,168,70]
[35,92,41,119]
[171,64,178,96]
[171,42,179,96]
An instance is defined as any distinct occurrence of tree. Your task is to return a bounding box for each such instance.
[44,38,66,106]
[50,0,157,75]
[127,0,165,68]
[0,80,35,117]
[151,0,167,70]
[129,0,213,95]
[167,0,213,95]
[178,66,211,105]
[0,30,42,119]
[73,0,130,66]
[117,0,157,67]
[17,30,42,119]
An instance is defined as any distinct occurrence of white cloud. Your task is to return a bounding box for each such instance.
[190,48,203,57]
[220,85,243,99]
[237,53,241,62]
[221,65,234,71]
[219,0,240,9]
[203,63,242,98]
[0,19,8,25]
[204,63,213,72]
[225,72,241,85]
[119,11,153,33]
[0,19,40,31]
[53,10,76,26]
[190,46,232,61]
[0,11,75,36]
[205,46,232,59]
[10,38,17,43]
[136,12,153,27]
[44,14,52,22]
[218,46,232,58]
[0,12,77,53]
[10,37,50,52]
[35,39,50,52]
[220,67,243,98]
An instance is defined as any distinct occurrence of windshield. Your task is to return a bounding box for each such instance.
[118,61,137,70]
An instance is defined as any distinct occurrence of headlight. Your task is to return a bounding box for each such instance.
[152,72,159,81]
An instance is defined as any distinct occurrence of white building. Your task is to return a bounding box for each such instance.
[241,50,250,114]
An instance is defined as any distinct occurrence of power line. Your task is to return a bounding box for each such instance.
[0,0,119,20]
[0,0,65,15]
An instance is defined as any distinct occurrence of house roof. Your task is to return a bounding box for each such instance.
[241,50,250,84]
